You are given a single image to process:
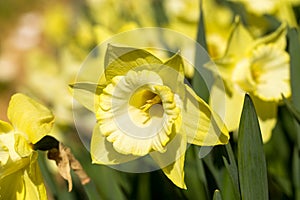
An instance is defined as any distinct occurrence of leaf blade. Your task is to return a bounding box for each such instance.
[238,94,268,200]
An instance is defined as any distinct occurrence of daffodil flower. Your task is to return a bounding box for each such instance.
[229,0,300,27]
[71,44,229,189]
[0,93,55,199]
[208,18,290,142]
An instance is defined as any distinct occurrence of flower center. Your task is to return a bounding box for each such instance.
[96,70,181,156]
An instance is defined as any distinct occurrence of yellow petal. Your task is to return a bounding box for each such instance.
[251,95,277,142]
[232,58,256,92]
[91,124,139,165]
[251,44,290,101]
[7,93,55,144]
[23,152,47,200]
[0,133,31,179]
[0,169,24,200]
[183,85,229,145]
[0,120,13,133]
[0,131,24,165]
[253,22,287,50]
[104,44,163,83]
[69,82,103,112]
[150,130,187,189]
[224,17,254,58]
[159,53,185,91]
[209,79,245,132]
[0,139,9,165]
[14,134,33,158]
[0,152,45,200]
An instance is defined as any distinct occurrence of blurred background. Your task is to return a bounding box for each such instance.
[1,0,300,199]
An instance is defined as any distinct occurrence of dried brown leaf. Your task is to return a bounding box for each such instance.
[47,143,90,192]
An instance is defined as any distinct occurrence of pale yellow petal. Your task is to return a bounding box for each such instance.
[251,95,277,142]
[209,79,245,132]
[0,120,13,133]
[0,169,24,200]
[91,124,139,165]
[183,85,229,146]
[23,152,47,200]
[232,58,256,92]
[224,17,254,57]
[70,82,103,112]
[14,134,33,158]
[0,131,23,164]
[251,44,290,101]
[253,22,287,49]
[104,44,163,83]
[158,53,185,95]
[0,153,45,200]
[7,93,55,144]
[0,139,9,165]
[150,130,187,189]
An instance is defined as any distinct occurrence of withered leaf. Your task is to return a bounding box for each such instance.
[47,142,90,192]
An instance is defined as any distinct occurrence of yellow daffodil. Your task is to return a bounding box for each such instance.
[202,0,233,58]
[208,18,290,142]
[0,93,55,199]
[229,0,300,27]
[71,44,229,189]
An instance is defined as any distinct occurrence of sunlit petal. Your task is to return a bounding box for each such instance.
[251,95,278,142]
[91,124,139,165]
[7,93,55,144]
[150,129,187,189]
[183,85,229,146]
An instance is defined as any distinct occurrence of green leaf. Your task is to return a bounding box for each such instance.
[288,28,300,110]
[192,0,210,102]
[282,95,300,124]
[292,147,300,199]
[222,143,241,200]
[238,94,268,200]
[288,27,300,149]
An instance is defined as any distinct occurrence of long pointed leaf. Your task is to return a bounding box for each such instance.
[222,143,241,200]
[282,95,300,124]
[192,0,211,102]
[288,28,300,110]
[238,94,268,200]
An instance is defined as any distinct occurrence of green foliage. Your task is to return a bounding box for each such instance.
[238,95,268,200]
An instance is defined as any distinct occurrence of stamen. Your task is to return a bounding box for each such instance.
[140,95,162,124]
[140,95,161,112]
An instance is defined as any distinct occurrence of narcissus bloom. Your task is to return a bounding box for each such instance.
[208,18,290,142]
[71,44,229,189]
[229,0,300,27]
[0,93,55,199]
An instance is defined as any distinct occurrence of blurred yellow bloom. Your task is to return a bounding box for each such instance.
[229,0,300,26]
[71,44,229,189]
[208,18,290,142]
[0,93,55,199]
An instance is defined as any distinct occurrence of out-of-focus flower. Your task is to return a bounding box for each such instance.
[208,18,290,142]
[71,44,229,189]
[203,0,233,58]
[164,0,233,78]
[229,0,300,27]
[0,93,55,199]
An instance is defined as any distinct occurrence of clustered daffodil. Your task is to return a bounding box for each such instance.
[208,18,290,142]
[0,93,55,199]
[229,0,300,27]
[71,44,229,189]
